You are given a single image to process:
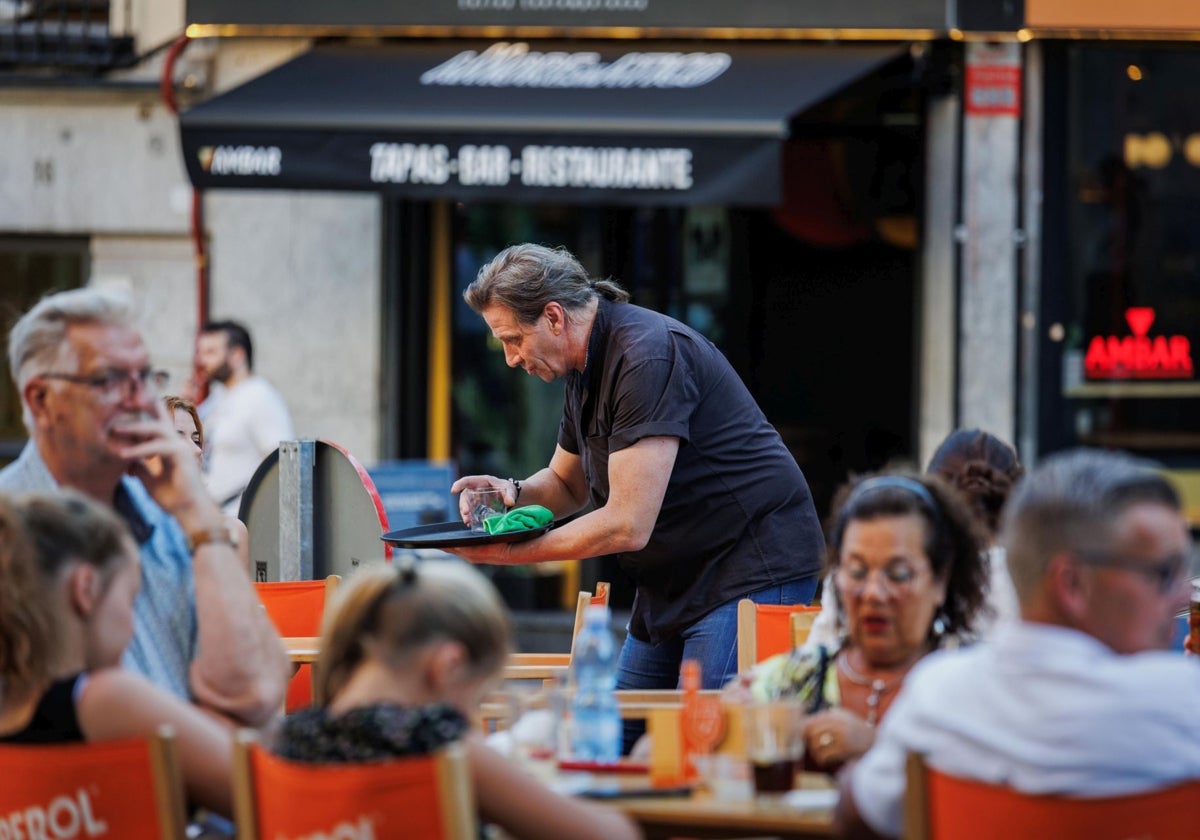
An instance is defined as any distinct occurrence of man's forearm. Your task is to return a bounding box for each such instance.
[188,540,289,726]
[518,465,588,517]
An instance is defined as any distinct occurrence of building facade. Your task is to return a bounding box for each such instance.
[3,0,1198,524]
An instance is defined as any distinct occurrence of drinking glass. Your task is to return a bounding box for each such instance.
[464,487,506,531]
[742,700,805,796]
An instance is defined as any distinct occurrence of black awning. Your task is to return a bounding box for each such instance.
[179,41,907,206]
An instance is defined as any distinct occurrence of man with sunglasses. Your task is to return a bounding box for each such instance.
[836,448,1200,840]
[0,288,287,727]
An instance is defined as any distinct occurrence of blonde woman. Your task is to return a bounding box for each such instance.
[277,560,640,840]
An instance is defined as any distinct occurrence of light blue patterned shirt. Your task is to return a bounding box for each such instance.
[0,442,197,701]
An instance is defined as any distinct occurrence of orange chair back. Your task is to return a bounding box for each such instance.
[233,734,475,840]
[567,581,612,658]
[254,575,340,712]
[907,752,1200,840]
[591,581,610,606]
[736,600,821,672]
[0,731,187,840]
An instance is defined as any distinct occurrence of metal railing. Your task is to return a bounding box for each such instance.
[0,0,134,70]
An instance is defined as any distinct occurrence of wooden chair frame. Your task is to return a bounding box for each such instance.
[504,581,610,679]
[790,609,819,648]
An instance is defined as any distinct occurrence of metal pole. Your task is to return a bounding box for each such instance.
[278,439,315,581]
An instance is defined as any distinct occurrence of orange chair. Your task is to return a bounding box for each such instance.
[232,731,476,840]
[0,728,187,840]
[736,599,822,673]
[505,581,611,674]
[254,575,340,712]
[790,609,820,648]
[905,751,1200,840]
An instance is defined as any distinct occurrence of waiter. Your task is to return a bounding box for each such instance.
[449,243,824,692]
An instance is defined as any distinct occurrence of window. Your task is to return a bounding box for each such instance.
[0,237,88,463]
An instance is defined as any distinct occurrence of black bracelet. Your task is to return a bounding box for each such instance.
[508,477,522,504]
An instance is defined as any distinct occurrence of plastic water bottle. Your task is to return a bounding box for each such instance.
[571,604,621,761]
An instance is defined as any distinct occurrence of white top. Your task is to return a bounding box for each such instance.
[203,374,294,514]
[851,621,1200,837]
[804,545,1019,649]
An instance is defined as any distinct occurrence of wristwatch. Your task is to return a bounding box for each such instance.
[187,524,238,552]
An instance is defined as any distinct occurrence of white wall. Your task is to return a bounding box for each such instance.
[206,190,382,463]
[0,41,385,465]
[0,92,191,234]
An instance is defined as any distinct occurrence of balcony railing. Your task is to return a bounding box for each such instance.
[0,0,135,70]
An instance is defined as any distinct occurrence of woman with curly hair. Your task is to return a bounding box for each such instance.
[806,429,1025,649]
[733,471,989,772]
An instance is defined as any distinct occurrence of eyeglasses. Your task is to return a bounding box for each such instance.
[39,368,169,400]
[836,563,923,597]
[1073,549,1193,593]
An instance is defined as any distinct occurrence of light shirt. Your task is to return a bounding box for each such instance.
[0,442,197,701]
[851,621,1200,837]
[203,374,293,514]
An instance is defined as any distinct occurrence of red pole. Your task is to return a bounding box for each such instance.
[161,33,209,403]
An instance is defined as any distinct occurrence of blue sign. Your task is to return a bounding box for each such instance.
[367,460,457,531]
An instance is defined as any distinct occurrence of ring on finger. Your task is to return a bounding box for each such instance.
[818,732,834,747]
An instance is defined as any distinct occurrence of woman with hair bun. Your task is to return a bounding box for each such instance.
[925,428,1024,635]
[805,429,1025,649]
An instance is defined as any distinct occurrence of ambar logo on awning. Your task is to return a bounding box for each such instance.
[198,145,283,176]
[1084,307,1194,380]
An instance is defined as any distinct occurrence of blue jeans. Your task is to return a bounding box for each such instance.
[616,575,819,750]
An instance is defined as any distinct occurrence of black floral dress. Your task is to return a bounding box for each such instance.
[277,703,469,762]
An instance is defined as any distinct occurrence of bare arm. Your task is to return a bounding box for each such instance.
[448,437,679,566]
[118,414,289,726]
[466,734,640,840]
[77,668,236,817]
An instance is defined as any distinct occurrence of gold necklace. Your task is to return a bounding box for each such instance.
[836,651,912,726]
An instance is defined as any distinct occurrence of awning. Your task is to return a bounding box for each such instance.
[179,40,908,206]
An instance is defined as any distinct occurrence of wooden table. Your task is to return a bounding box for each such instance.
[614,791,833,840]
[283,636,320,664]
[561,770,834,840]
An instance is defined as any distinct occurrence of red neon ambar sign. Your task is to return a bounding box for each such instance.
[1084,307,1194,380]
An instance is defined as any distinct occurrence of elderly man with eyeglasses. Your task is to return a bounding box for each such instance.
[835,448,1200,840]
[0,288,288,728]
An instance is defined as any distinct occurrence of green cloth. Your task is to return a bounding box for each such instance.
[482,505,554,535]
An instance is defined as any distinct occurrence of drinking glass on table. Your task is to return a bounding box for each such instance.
[742,700,806,796]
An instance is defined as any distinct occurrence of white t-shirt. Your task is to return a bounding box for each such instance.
[851,621,1200,837]
[203,375,294,514]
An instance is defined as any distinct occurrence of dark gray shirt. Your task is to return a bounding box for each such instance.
[559,299,824,644]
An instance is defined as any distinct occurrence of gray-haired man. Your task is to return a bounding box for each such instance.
[0,288,287,726]
[836,448,1200,839]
